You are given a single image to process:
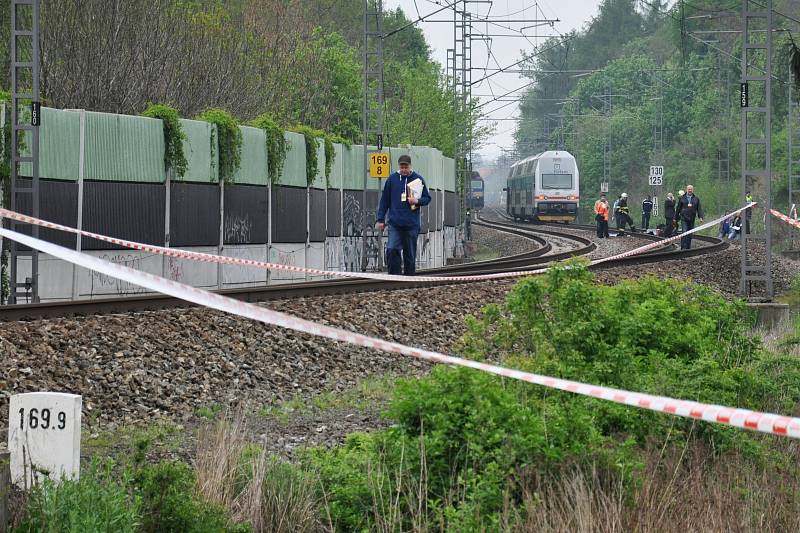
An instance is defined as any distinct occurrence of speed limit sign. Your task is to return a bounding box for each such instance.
[648,165,663,186]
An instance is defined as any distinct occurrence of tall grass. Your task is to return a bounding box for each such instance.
[194,411,324,533]
[505,438,800,532]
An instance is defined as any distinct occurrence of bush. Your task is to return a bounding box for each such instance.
[135,460,246,533]
[791,272,800,293]
[14,461,140,533]
[308,262,800,530]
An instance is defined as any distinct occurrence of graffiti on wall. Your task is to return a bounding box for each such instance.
[342,192,383,271]
[224,214,253,244]
[90,253,149,295]
[325,237,342,272]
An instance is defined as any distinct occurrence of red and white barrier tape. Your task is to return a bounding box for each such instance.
[1,224,798,439]
[0,203,756,284]
[771,208,800,229]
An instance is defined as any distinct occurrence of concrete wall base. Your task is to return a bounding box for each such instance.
[747,302,791,330]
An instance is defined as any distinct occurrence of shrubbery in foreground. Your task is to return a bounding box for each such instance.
[13,458,247,533]
[14,263,800,531]
[306,261,800,531]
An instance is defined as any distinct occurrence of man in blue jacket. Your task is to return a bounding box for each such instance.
[376,154,431,275]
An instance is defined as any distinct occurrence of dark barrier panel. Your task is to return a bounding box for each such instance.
[430,190,440,231]
[272,185,307,243]
[365,190,379,228]
[444,191,459,226]
[342,189,381,234]
[420,193,429,233]
[223,184,268,245]
[327,190,341,237]
[342,190,362,237]
[309,188,326,242]
[82,181,165,250]
[170,182,219,247]
[12,179,79,249]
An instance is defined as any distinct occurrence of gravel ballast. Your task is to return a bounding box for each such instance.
[1,220,796,453]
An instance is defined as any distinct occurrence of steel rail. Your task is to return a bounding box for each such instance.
[0,219,592,321]
[0,214,727,322]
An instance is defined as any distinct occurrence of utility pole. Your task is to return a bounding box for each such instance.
[602,87,612,195]
[7,0,41,304]
[740,0,773,298]
[361,0,385,272]
[717,44,732,216]
[651,75,663,216]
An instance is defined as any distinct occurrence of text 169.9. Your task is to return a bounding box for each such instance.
[19,408,67,430]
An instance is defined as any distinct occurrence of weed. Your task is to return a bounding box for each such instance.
[196,402,225,419]
[13,460,140,533]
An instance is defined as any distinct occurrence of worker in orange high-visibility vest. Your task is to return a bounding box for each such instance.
[595,193,610,238]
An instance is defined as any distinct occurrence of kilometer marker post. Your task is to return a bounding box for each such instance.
[8,392,82,487]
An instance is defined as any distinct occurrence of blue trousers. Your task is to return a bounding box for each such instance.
[680,218,695,249]
[386,225,419,275]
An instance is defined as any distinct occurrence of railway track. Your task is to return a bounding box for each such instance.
[0,218,593,321]
[478,207,728,269]
[0,213,727,321]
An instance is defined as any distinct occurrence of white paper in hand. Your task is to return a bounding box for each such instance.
[407,178,423,210]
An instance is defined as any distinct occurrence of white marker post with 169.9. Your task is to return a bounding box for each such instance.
[8,392,81,487]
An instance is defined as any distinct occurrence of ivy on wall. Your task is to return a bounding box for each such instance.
[196,108,242,183]
[249,114,288,185]
[290,125,350,187]
[142,103,188,178]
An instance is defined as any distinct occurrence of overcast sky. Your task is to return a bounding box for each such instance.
[385,0,605,162]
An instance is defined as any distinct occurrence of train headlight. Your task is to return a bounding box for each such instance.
[536,194,547,200]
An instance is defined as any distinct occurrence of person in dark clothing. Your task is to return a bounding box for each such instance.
[663,193,676,238]
[745,191,753,234]
[617,193,636,232]
[641,195,654,230]
[673,184,704,250]
[376,154,432,275]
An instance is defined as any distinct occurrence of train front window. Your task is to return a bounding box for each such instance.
[471,180,483,190]
[541,173,572,189]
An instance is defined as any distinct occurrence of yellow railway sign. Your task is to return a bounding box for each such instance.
[369,152,390,178]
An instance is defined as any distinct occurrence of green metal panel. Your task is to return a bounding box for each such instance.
[410,146,435,190]
[444,156,456,192]
[428,148,443,190]
[328,143,345,189]
[19,107,80,181]
[280,131,307,187]
[342,144,364,190]
[85,111,165,183]
[312,139,326,190]
[176,119,217,183]
[233,126,268,186]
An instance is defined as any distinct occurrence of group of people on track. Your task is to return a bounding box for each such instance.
[595,185,704,250]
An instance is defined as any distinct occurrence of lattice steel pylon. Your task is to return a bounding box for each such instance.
[454,1,472,221]
[740,0,773,298]
[7,0,41,304]
[361,0,385,272]
[789,83,800,248]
